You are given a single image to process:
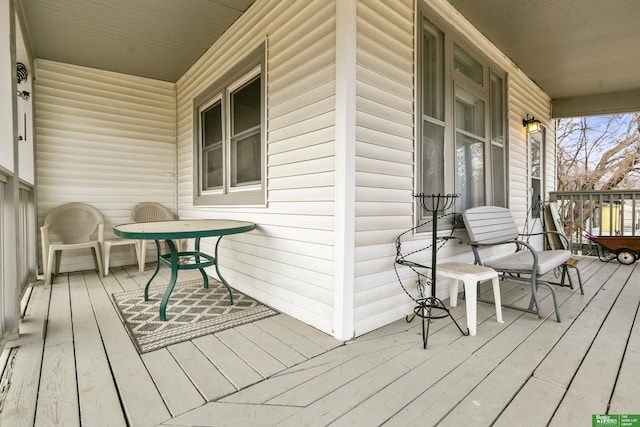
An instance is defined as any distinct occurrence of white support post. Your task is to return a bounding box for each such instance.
[333,0,357,341]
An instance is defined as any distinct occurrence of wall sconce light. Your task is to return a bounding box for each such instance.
[523,114,541,134]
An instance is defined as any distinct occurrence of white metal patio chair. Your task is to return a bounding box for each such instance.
[41,202,104,284]
[462,206,583,322]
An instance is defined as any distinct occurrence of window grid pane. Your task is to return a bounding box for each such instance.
[455,86,485,137]
[202,103,223,191]
[230,130,261,188]
[492,145,506,207]
[453,43,483,85]
[205,144,223,190]
[422,120,445,196]
[203,102,222,148]
[231,77,261,135]
[455,133,485,211]
[423,19,445,121]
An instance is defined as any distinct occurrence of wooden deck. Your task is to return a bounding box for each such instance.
[1,256,638,426]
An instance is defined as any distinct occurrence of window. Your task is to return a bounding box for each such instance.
[529,128,545,219]
[418,13,507,221]
[193,44,265,206]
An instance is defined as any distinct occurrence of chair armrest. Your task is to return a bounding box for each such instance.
[519,230,570,247]
[467,238,521,248]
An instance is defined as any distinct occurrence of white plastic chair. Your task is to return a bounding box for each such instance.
[41,202,104,284]
[130,202,179,272]
[103,236,138,276]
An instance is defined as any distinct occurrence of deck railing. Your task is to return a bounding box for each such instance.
[549,189,640,255]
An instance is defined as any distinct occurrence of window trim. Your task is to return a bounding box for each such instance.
[192,43,266,206]
[416,7,508,225]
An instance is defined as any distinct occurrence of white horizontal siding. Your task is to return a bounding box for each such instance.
[352,0,555,335]
[175,0,337,336]
[353,0,415,335]
[35,59,176,273]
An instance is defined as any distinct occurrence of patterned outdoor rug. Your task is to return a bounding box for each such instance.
[112,278,278,354]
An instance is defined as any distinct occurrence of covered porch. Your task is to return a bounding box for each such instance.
[1,254,637,426]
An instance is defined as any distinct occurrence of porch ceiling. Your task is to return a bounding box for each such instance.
[17,0,640,115]
[447,0,640,116]
[18,0,255,82]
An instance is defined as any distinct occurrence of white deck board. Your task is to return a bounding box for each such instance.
[275,357,412,427]
[493,377,566,427]
[3,256,639,426]
[192,334,264,390]
[234,321,308,367]
[266,352,392,407]
[35,277,78,427]
[215,328,287,378]
[549,263,640,426]
[69,273,127,427]
[82,271,173,426]
[0,284,50,427]
[254,317,331,358]
[384,355,497,426]
[167,341,237,402]
[608,293,640,414]
[331,346,472,426]
[35,342,78,427]
[160,402,298,427]
[142,349,207,416]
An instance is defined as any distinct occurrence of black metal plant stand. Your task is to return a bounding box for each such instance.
[395,193,468,349]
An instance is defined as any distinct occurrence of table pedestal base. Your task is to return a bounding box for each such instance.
[144,236,233,321]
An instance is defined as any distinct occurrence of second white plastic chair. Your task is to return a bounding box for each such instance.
[130,202,180,272]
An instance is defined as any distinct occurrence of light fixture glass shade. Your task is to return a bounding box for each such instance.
[523,115,542,134]
[526,119,541,134]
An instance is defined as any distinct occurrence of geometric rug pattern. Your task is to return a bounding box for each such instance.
[112,278,278,353]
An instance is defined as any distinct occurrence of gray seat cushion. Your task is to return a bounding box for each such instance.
[484,249,571,275]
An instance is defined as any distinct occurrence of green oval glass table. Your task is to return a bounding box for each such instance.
[113,219,255,321]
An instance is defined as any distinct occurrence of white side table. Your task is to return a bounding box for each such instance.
[437,262,504,336]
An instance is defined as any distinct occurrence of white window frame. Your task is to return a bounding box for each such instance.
[193,43,266,206]
[529,127,545,220]
[417,8,508,225]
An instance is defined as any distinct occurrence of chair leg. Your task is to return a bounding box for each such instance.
[135,240,151,272]
[54,251,62,277]
[93,244,104,277]
[103,242,111,277]
[46,250,57,285]
[568,264,584,295]
[529,278,543,318]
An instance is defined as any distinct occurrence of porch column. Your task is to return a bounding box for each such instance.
[0,0,21,339]
[333,0,357,341]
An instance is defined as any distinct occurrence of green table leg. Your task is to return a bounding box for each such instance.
[195,237,209,289]
[144,240,162,300]
[214,235,234,305]
[159,240,179,321]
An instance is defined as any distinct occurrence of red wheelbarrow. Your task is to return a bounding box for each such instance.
[584,233,640,264]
